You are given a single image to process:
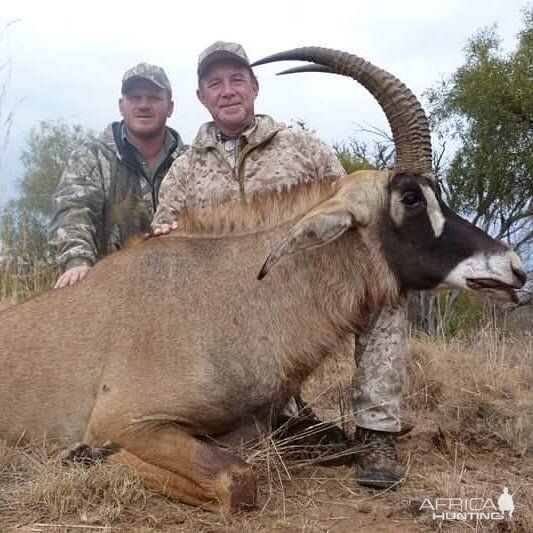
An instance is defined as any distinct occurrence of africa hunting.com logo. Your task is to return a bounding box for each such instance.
[406,486,518,522]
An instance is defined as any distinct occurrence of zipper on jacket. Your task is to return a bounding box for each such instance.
[114,124,184,212]
[235,130,279,201]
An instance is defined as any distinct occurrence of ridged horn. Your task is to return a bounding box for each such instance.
[277,64,335,75]
[252,47,433,178]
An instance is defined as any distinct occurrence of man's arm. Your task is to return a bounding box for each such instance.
[311,135,346,180]
[287,129,345,182]
[48,145,105,287]
[152,151,191,230]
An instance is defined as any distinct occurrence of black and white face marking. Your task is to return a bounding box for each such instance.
[382,173,526,300]
[441,249,525,302]
[389,181,445,239]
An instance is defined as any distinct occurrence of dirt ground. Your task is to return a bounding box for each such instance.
[1,331,532,532]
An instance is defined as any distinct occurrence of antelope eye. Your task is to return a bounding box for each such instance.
[401,190,424,209]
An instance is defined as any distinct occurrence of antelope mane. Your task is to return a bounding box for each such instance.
[174,179,339,237]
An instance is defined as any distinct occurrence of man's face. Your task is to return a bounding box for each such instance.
[197,60,259,135]
[119,80,174,139]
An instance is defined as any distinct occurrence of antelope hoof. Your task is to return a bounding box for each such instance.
[216,465,257,512]
[62,441,121,465]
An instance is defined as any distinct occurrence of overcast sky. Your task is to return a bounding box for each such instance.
[0,0,529,203]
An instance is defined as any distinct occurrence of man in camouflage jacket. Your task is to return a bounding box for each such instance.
[49,63,186,288]
[153,41,407,489]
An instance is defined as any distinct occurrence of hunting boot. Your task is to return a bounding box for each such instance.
[354,426,406,489]
[273,396,352,465]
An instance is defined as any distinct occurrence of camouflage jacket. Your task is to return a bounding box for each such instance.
[153,114,345,226]
[49,122,186,270]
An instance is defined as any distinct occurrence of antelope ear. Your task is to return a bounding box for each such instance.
[257,199,370,279]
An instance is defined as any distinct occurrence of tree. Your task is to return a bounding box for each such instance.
[332,125,394,174]
[333,9,533,334]
[426,7,533,260]
[0,19,21,172]
[0,120,93,262]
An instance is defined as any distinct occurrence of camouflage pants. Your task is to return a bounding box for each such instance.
[282,299,407,433]
[352,298,407,433]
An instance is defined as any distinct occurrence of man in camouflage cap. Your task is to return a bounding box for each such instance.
[152,41,408,489]
[49,63,186,287]
[196,40,251,77]
[152,40,341,223]
[122,63,173,95]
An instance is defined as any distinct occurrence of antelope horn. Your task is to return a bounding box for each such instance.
[277,64,335,75]
[252,47,433,178]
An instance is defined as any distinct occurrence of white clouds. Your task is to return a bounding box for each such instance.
[0,0,528,200]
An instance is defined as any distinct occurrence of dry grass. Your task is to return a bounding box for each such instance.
[0,260,57,304]
[1,314,532,531]
[402,329,533,532]
[405,330,533,456]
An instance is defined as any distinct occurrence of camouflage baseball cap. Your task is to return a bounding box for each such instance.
[197,41,251,78]
[122,63,172,95]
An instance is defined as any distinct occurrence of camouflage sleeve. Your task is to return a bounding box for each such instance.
[48,144,105,271]
[308,134,346,181]
[152,150,191,228]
